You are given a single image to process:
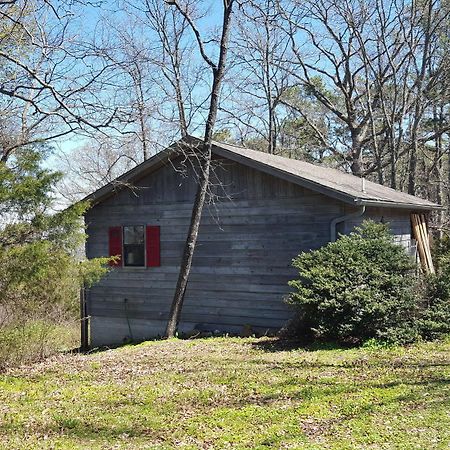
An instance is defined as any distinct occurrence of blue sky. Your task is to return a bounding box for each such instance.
[44,1,227,174]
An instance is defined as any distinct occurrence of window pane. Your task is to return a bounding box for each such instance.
[123,226,145,266]
[124,226,144,245]
[124,244,145,266]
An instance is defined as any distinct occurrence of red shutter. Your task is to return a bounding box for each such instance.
[146,225,160,267]
[108,226,122,266]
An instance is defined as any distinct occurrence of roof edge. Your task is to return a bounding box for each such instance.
[80,135,441,211]
[356,198,443,210]
[212,144,440,210]
[80,138,197,206]
[211,144,357,206]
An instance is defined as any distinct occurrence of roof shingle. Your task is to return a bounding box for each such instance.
[211,139,439,210]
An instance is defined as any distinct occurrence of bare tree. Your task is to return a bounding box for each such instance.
[91,16,158,162]
[165,0,236,338]
[221,0,292,154]
[0,1,123,162]
[276,0,408,176]
[52,0,209,204]
[118,0,206,138]
[56,135,145,203]
[272,0,450,195]
[405,0,450,194]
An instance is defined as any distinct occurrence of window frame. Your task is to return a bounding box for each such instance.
[122,225,146,268]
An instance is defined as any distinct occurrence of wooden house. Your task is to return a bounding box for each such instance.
[83,136,439,346]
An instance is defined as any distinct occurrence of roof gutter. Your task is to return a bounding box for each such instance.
[355,198,442,210]
[330,205,366,242]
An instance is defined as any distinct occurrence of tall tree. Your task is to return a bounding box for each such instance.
[222,0,292,154]
[0,0,122,163]
[118,0,205,138]
[276,0,450,183]
[165,0,236,338]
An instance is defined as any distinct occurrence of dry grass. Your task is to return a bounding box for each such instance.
[0,320,79,371]
[0,337,449,449]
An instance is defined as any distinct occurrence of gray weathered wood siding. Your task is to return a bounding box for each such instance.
[85,157,414,346]
[342,205,413,251]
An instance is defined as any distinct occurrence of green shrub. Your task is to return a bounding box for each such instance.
[418,238,450,340]
[288,221,419,345]
[0,148,109,369]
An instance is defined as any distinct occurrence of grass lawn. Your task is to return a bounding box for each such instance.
[0,337,449,449]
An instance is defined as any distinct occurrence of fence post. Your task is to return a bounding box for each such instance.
[80,284,89,351]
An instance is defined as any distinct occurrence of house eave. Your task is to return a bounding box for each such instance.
[79,136,442,213]
[212,144,440,211]
[355,198,442,211]
[211,145,358,206]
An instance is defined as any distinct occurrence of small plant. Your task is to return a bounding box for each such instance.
[288,220,419,345]
[362,338,394,350]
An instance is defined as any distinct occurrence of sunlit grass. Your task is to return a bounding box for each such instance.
[0,337,449,449]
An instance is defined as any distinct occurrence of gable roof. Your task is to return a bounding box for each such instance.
[83,136,440,210]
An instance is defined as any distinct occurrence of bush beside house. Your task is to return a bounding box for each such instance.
[288,221,450,345]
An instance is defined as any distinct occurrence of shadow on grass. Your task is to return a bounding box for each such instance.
[78,336,165,355]
[1,374,448,445]
[251,337,348,353]
[0,419,164,443]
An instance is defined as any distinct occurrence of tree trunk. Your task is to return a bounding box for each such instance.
[408,0,432,195]
[408,140,418,195]
[389,131,397,189]
[165,145,212,337]
[433,107,444,236]
[268,105,275,154]
[350,140,363,177]
[349,125,367,177]
[165,1,235,338]
[174,72,188,137]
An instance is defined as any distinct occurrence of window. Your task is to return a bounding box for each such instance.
[108,225,160,268]
[123,225,145,266]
